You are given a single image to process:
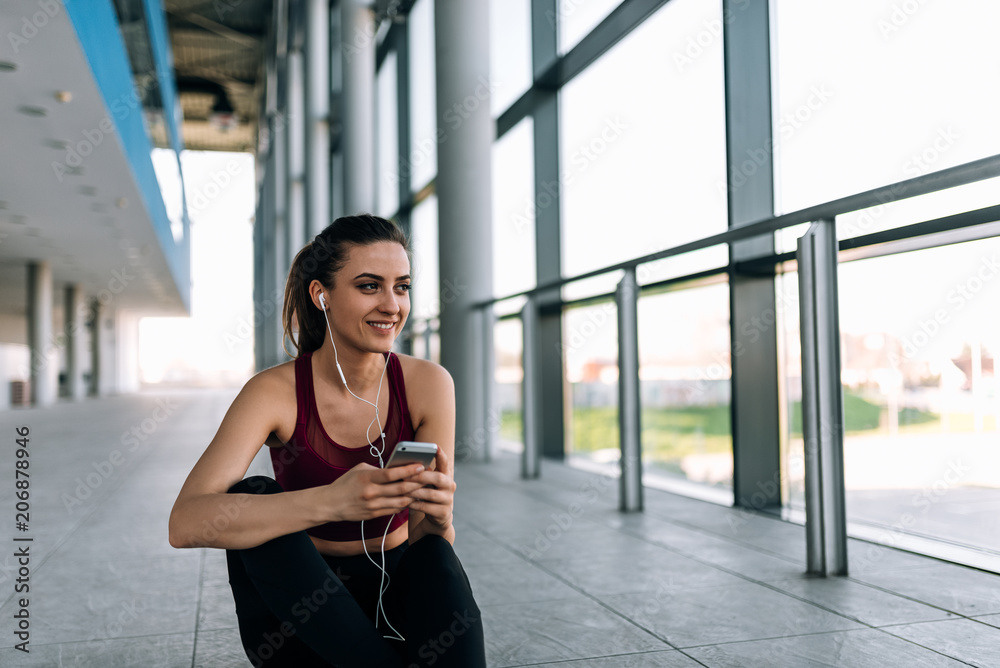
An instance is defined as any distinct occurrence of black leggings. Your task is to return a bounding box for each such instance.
[225,476,486,667]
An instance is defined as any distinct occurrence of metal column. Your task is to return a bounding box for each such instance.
[616,268,643,511]
[798,219,848,576]
[521,296,541,479]
[482,306,497,463]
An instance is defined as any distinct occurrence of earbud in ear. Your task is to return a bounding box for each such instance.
[319,293,326,309]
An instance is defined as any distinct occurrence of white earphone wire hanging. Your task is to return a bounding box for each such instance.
[319,292,405,642]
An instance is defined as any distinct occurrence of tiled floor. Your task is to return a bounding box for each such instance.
[2,388,999,666]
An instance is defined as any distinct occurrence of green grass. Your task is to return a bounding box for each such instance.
[500,386,948,461]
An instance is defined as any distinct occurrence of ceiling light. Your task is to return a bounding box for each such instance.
[54,90,72,103]
[0,61,15,72]
[209,90,239,132]
[18,105,47,117]
[46,139,70,150]
[116,197,129,209]
[78,185,97,196]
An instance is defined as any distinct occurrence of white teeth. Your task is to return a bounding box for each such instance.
[368,322,393,330]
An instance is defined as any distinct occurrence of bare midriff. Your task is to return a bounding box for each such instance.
[309,521,408,557]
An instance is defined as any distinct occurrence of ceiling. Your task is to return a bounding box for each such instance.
[0,1,184,318]
[163,0,272,152]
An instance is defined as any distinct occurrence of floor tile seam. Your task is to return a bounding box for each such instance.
[870,625,982,667]
[190,548,207,668]
[462,523,681,652]
[845,573,1000,618]
[595,524,905,633]
[497,647,711,668]
[634,509,809,565]
[672,625,980,666]
[462,460,989,666]
[0,628,195,650]
[460,459,808,563]
[0,433,164,611]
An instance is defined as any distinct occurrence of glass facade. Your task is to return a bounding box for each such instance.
[364,0,1000,572]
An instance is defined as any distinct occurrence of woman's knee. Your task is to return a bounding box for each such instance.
[404,535,468,579]
[228,475,283,495]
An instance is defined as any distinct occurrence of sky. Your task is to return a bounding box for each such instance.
[140,150,255,385]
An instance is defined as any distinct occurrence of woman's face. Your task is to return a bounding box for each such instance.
[324,241,411,352]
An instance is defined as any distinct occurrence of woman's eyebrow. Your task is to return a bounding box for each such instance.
[352,272,411,281]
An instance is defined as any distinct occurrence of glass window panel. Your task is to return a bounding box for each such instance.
[489,0,532,116]
[410,195,439,320]
[560,0,728,279]
[495,318,525,453]
[492,118,536,298]
[638,282,733,491]
[564,302,619,463]
[838,238,1000,556]
[557,0,622,55]
[377,51,399,217]
[408,0,437,192]
[773,0,1000,214]
[779,236,1000,562]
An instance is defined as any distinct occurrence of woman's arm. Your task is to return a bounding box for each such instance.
[168,371,325,549]
[404,359,458,545]
[168,371,424,550]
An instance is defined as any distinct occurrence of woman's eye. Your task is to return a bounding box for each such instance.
[359,283,378,290]
[397,284,412,292]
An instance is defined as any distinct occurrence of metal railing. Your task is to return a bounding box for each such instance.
[412,153,1000,574]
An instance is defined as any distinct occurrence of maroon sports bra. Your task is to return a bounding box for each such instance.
[269,350,415,541]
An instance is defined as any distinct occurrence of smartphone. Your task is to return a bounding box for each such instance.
[384,441,438,469]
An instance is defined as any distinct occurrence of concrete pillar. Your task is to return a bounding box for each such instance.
[306,0,331,235]
[88,297,99,396]
[64,284,87,400]
[434,0,493,461]
[93,299,117,396]
[341,0,376,213]
[27,261,57,406]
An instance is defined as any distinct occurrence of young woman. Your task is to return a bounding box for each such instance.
[168,214,486,667]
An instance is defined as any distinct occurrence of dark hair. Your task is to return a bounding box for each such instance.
[281,213,411,358]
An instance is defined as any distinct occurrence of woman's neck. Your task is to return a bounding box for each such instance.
[312,343,388,397]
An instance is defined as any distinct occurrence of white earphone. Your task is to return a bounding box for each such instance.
[318,290,403,641]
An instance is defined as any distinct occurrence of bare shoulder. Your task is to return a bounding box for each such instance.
[395,353,454,394]
[247,359,298,444]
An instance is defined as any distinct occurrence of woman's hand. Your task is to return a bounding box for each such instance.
[402,446,457,544]
[319,462,426,523]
